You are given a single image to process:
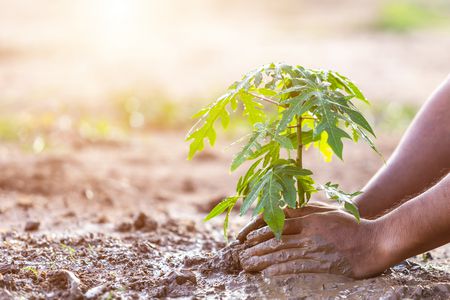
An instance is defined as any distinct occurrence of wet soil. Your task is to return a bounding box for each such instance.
[0,132,449,299]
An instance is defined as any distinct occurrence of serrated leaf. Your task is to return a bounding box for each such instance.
[254,72,263,87]
[289,130,320,148]
[220,108,230,128]
[273,134,294,149]
[237,158,263,194]
[250,170,284,238]
[256,88,278,97]
[262,142,280,167]
[276,92,317,134]
[344,202,360,222]
[319,182,360,222]
[315,104,351,160]
[191,107,209,119]
[354,126,383,159]
[332,72,368,104]
[263,197,285,240]
[248,142,273,160]
[240,92,265,124]
[274,172,297,208]
[343,108,375,136]
[186,94,232,159]
[203,196,238,221]
[278,85,307,95]
[223,206,232,241]
[252,171,282,217]
[240,169,273,215]
[314,131,333,162]
[352,128,360,142]
[278,166,313,176]
[297,175,317,204]
[231,125,267,171]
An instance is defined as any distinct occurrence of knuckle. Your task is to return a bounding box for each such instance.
[276,250,289,261]
[268,238,282,249]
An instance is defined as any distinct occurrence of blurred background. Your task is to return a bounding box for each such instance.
[0,0,449,152]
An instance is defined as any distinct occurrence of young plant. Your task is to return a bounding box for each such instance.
[186,63,379,239]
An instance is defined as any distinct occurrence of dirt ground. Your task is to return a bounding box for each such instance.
[0,132,449,299]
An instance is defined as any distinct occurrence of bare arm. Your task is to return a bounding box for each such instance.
[375,174,450,267]
[355,76,450,218]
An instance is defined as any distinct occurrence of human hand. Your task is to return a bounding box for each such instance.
[239,209,389,279]
[237,202,336,243]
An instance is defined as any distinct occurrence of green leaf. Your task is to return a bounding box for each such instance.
[231,124,267,171]
[315,106,351,160]
[203,196,238,221]
[236,158,263,194]
[273,135,294,149]
[262,142,280,167]
[186,94,232,159]
[315,131,333,162]
[343,107,375,136]
[278,166,313,177]
[256,88,278,97]
[278,85,307,95]
[263,196,285,240]
[191,107,209,119]
[274,173,297,208]
[240,169,273,215]
[352,128,360,142]
[249,169,284,239]
[251,171,282,217]
[344,202,360,222]
[220,108,230,128]
[330,71,368,104]
[254,72,263,87]
[223,206,232,241]
[248,142,273,160]
[266,122,295,149]
[319,182,361,222]
[289,130,320,148]
[240,92,265,124]
[354,126,384,159]
[276,92,317,134]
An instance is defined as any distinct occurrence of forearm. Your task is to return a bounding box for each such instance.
[374,174,450,269]
[355,76,450,218]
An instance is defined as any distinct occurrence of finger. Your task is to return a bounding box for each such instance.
[237,203,336,243]
[246,217,305,247]
[262,258,331,276]
[241,247,319,272]
[284,204,335,218]
[243,234,312,257]
[237,215,265,243]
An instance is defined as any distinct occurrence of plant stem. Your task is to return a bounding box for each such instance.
[296,116,305,207]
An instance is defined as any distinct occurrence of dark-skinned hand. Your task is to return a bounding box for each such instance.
[238,208,389,279]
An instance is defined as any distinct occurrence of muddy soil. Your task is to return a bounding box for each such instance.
[0,132,449,299]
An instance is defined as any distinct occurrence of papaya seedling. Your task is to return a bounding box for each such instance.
[186,63,379,239]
